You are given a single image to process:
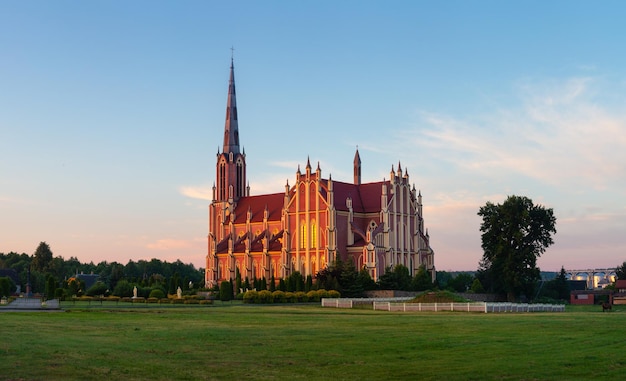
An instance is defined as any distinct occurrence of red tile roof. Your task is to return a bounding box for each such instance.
[332,180,389,213]
[232,193,284,223]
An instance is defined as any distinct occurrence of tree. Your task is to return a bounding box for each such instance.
[0,277,16,297]
[478,195,556,301]
[615,261,626,280]
[340,259,363,297]
[219,280,234,301]
[32,242,53,273]
[411,265,433,291]
[447,272,474,293]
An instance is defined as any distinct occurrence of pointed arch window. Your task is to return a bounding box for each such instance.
[300,222,307,249]
[311,220,317,248]
[218,162,227,200]
[236,159,244,199]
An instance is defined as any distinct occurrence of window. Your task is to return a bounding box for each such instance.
[311,221,317,248]
[300,222,307,249]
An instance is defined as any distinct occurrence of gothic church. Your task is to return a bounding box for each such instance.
[205,59,435,287]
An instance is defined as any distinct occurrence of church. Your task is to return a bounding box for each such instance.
[205,58,435,288]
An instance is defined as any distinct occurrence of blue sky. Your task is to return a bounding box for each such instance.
[1,1,625,271]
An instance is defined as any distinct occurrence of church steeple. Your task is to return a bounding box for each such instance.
[216,54,246,202]
[223,56,240,155]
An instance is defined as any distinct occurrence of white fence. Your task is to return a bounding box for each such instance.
[322,298,565,313]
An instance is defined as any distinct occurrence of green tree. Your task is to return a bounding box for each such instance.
[553,267,570,301]
[32,242,53,273]
[112,280,133,297]
[615,261,626,280]
[0,277,16,297]
[340,259,363,297]
[478,195,556,302]
[45,275,57,299]
[86,281,109,297]
[411,265,433,291]
[470,278,485,293]
[219,280,234,301]
[357,267,377,291]
[378,264,412,291]
[447,272,474,293]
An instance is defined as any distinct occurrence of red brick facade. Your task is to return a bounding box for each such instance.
[205,60,435,287]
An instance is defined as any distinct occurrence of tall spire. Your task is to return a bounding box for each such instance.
[215,53,246,203]
[223,55,240,154]
[353,147,361,185]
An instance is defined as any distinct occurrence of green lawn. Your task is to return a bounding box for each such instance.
[1,303,624,380]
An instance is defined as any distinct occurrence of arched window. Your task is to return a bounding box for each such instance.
[300,222,307,249]
[219,162,226,200]
[311,220,317,248]
[236,159,244,199]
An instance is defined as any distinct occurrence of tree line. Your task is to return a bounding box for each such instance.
[0,242,203,299]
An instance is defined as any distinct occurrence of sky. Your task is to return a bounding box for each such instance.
[1,1,625,272]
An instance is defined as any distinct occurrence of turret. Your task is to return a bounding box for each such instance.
[354,148,361,185]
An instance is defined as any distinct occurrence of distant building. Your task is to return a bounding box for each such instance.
[205,58,435,288]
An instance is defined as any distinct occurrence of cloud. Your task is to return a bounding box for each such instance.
[146,238,196,251]
[179,185,213,200]
[404,76,626,191]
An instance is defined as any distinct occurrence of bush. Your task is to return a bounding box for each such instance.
[327,290,341,298]
[85,281,109,297]
[284,292,296,303]
[149,289,166,299]
[112,280,134,298]
[219,281,234,301]
[294,291,308,302]
[258,290,272,303]
[307,290,319,302]
[243,290,258,303]
[272,290,286,303]
[316,289,330,299]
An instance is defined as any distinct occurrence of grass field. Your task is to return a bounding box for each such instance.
[1,302,624,380]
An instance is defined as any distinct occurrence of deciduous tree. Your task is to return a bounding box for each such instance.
[32,242,53,273]
[478,195,556,301]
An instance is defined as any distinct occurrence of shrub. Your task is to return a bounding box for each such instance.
[149,289,166,299]
[284,292,296,303]
[328,290,341,298]
[316,289,330,299]
[112,280,134,298]
[219,281,234,301]
[295,291,308,302]
[243,290,258,304]
[307,290,318,302]
[258,290,272,304]
[272,290,286,303]
[85,281,109,297]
